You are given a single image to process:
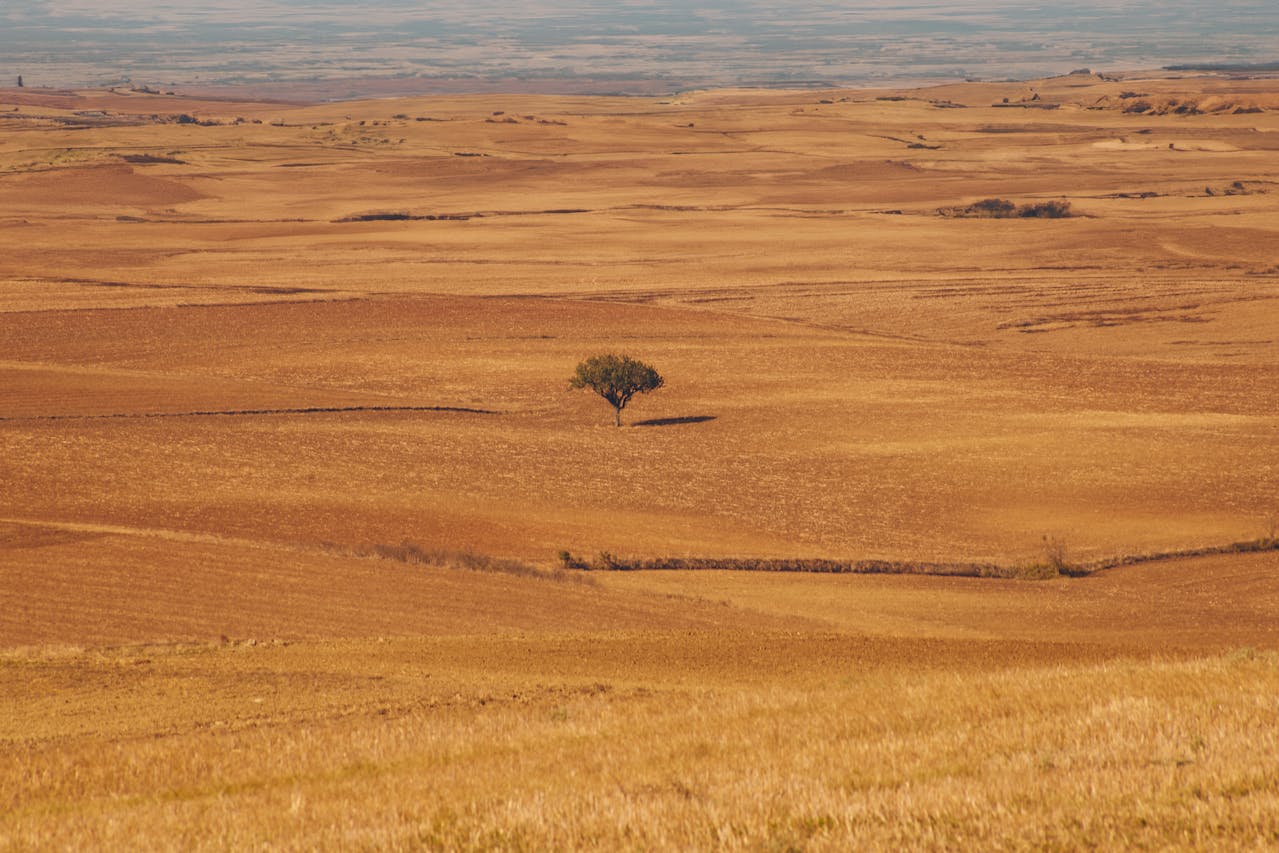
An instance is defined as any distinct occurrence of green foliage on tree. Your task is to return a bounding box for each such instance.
[570,354,664,426]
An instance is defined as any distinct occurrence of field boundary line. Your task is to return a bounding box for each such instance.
[0,404,499,422]
[577,536,1279,579]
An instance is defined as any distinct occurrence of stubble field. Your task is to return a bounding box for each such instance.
[2,72,1278,848]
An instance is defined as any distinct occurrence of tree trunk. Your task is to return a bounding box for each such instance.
[613,406,621,427]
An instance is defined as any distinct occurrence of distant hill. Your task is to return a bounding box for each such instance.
[1166,61,1279,72]
[2,1,1278,96]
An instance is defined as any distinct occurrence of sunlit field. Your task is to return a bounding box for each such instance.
[2,71,1278,847]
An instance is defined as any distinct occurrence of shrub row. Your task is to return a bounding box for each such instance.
[562,550,1006,577]
[342,535,1279,585]
[558,536,1279,581]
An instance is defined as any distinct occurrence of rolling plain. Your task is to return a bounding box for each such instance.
[2,72,1278,848]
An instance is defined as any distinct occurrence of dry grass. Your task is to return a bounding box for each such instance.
[3,546,1279,848]
[2,640,1276,850]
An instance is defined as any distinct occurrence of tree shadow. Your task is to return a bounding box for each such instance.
[633,415,717,427]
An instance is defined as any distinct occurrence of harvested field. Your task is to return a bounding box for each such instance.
[3,553,1279,849]
[2,295,1274,564]
[2,73,1278,848]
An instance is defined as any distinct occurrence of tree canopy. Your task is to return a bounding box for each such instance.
[570,354,664,426]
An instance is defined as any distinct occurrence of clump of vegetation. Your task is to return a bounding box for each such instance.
[1019,199,1073,218]
[954,198,1016,217]
[1205,181,1264,197]
[940,198,1073,219]
[1011,535,1076,579]
[570,354,665,427]
[557,549,590,570]
[337,211,416,222]
[353,541,591,584]
[120,153,185,165]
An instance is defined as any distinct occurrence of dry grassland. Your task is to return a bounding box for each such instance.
[2,73,1278,848]
[4,629,1279,849]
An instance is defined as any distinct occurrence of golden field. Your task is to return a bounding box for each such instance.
[1,72,1278,848]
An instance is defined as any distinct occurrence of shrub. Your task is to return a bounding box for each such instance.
[557,549,589,570]
[940,198,1073,219]
[969,198,1017,217]
[1018,199,1073,218]
[594,551,622,570]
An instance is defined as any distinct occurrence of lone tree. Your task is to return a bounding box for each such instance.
[570,354,664,426]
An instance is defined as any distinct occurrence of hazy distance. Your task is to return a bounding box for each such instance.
[3,1,1278,95]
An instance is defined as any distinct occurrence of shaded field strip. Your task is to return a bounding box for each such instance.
[586,537,1279,579]
[0,405,498,423]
